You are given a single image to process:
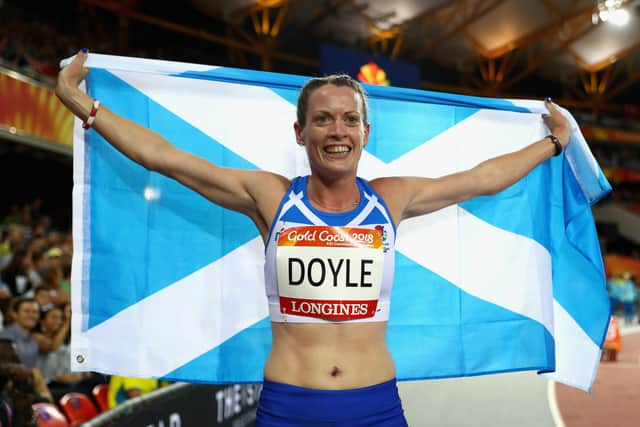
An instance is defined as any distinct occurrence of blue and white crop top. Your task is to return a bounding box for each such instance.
[264,176,396,323]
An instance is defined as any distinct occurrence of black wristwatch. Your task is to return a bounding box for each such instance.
[546,134,562,157]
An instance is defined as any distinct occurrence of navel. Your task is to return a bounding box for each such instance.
[330,366,341,377]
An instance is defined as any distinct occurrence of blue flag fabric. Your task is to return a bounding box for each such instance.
[65,54,611,391]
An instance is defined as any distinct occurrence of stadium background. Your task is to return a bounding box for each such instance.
[1,0,639,426]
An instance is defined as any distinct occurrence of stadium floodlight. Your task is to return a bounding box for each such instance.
[592,0,631,26]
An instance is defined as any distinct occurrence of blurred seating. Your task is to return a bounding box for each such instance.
[58,392,98,426]
[91,383,109,413]
[32,402,69,427]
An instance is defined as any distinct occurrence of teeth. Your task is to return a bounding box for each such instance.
[325,146,351,153]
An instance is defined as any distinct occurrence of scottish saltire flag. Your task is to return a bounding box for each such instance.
[65,54,611,391]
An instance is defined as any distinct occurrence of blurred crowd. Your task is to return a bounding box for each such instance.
[0,2,77,81]
[0,0,223,87]
[0,0,116,84]
[0,198,108,425]
[0,198,170,425]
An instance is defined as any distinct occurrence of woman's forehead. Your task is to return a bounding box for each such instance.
[308,85,362,111]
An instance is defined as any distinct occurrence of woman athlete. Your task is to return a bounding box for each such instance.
[56,49,571,426]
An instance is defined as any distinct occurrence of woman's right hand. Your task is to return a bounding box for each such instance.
[55,49,90,102]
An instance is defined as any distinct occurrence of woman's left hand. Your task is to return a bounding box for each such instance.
[542,99,571,148]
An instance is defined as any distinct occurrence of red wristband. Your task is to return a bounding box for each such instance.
[82,99,101,129]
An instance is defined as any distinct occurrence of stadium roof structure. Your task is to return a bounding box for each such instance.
[56,0,640,115]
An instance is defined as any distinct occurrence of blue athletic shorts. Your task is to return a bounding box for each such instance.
[256,378,409,426]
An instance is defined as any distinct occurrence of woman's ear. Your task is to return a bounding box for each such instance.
[362,122,371,147]
[294,122,305,145]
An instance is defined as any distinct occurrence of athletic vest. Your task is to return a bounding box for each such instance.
[265,176,396,323]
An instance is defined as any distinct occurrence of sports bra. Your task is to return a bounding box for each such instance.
[264,176,396,323]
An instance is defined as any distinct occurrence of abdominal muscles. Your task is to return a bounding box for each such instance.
[264,321,396,389]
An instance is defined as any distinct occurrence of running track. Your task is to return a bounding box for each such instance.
[398,320,639,427]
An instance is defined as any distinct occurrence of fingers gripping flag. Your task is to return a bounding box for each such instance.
[66,54,611,391]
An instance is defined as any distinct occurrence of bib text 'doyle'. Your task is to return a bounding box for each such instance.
[276,226,384,320]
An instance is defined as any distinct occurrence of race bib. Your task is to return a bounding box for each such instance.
[276,226,384,320]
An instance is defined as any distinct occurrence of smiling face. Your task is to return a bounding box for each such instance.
[42,307,64,334]
[294,84,370,179]
[15,300,40,331]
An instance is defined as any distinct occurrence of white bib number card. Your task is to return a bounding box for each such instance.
[276,226,384,320]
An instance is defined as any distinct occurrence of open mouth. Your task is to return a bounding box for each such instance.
[324,145,352,154]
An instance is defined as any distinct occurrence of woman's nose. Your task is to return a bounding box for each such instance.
[328,119,346,137]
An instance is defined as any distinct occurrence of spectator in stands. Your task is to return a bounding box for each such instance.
[33,287,51,310]
[0,299,53,403]
[0,224,25,271]
[619,272,637,325]
[34,303,74,401]
[34,303,108,403]
[0,298,42,368]
[32,304,68,355]
[0,338,40,426]
[44,246,63,272]
[1,249,35,298]
[40,265,69,306]
[27,248,44,289]
[44,229,61,252]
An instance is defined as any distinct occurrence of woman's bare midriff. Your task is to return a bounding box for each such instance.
[264,321,395,390]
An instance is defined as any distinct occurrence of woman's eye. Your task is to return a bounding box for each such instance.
[345,116,359,125]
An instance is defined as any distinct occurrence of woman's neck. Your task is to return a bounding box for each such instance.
[307,175,360,212]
